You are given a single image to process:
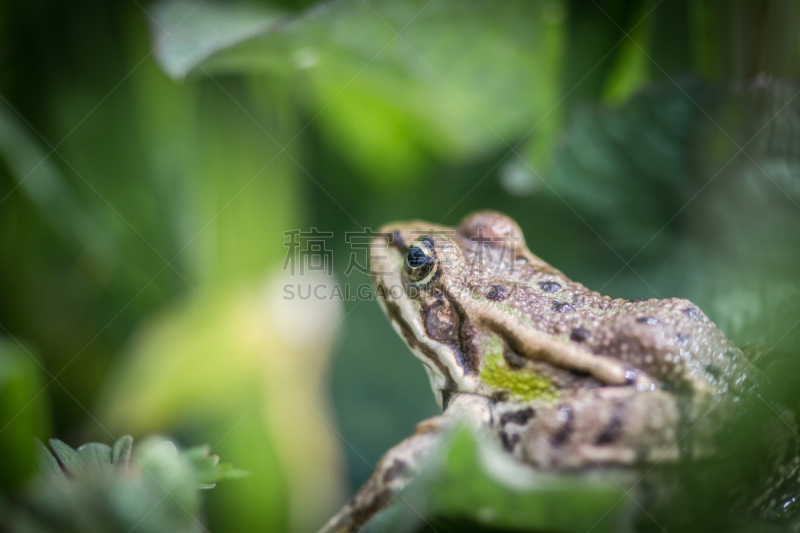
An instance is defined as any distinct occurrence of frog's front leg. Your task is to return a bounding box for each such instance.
[319,393,492,533]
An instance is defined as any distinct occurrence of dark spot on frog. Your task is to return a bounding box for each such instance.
[628,298,646,303]
[491,390,510,403]
[456,323,481,375]
[503,350,528,369]
[499,407,535,426]
[683,306,706,322]
[636,316,659,325]
[538,281,561,293]
[441,390,455,410]
[705,363,722,379]
[500,431,520,452]
[550,404,574,447]
[676,333,689,344]
[553,302,575,313]
[424,299,459,343]
[382,459,408,484]
[571,369,592,380]
[570,326,591,342]
[624,369,638,384]
[487,285,508,302]
[596,403,624,445]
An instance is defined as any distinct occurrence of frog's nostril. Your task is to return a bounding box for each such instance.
[570,326,591,343]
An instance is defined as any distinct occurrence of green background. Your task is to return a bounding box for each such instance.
[1,0,800,531]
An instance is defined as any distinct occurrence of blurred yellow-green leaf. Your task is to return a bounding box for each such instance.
[99,270,346,531]
[0,339,51,491]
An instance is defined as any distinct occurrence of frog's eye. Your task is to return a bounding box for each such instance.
[405,240,437,284]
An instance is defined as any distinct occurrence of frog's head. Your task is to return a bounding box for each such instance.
[369,211,526,408]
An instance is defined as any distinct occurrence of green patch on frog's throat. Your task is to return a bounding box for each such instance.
[478,336,558,402]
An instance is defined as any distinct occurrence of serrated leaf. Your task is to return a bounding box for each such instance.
[195,457,220,484]
[111,435,133,469]
[34,439,66,483]
[155,439,180,459]
[216,463,251,480]
[26,433,248,533]
[48,439,85,477]
[76,443,113,475]
[183,444,211,465]
[194,454,250,486]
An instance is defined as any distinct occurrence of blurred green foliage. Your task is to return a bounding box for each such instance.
[8,435,245,532]
[1,0,800,531]
[362,428,636,533]
[0,341,50,491]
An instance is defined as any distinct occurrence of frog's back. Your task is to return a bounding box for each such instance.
[451,212,751,400]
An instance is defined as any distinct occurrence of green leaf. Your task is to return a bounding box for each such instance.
[18,434,249,532]
[111,435,133,469]
[182,444,211,465]
[48,439,85,477]
[542,78,704,259]
[150,0,566,181]
[215,463,251,480]
[362,428,635,533]
[0,106,116,259]
[151,0,287,80]
[183,444,223,489]
[0,340,51,488]
[76,443,112,475]
[189,449,251,488]
[34,439,65,483]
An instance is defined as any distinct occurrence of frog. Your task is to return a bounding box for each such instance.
[320,211,799,533]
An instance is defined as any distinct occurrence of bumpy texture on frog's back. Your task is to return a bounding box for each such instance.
[446,219,750,400]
